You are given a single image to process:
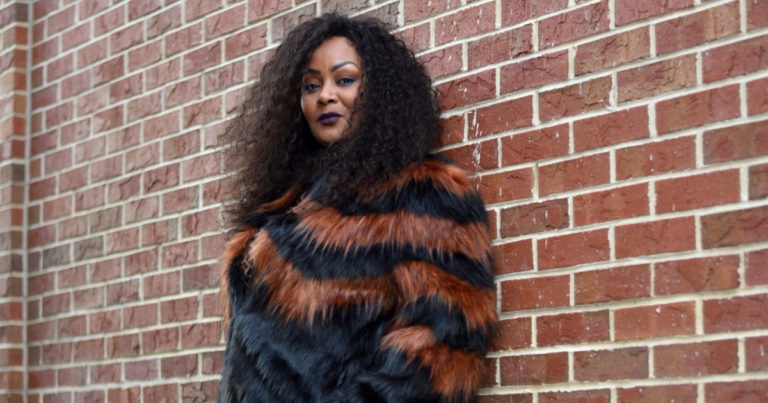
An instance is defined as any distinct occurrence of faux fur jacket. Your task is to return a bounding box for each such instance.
[217,156,497,403]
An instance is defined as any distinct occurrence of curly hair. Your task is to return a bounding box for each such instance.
[223,13,442,229]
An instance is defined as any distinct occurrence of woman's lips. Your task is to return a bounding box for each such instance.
[318,112,341,125]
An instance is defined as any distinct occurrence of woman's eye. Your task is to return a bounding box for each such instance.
[303,83,319,92]
[338,77,356,86]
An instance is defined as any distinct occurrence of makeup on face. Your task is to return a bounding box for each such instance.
[300,36,363,145]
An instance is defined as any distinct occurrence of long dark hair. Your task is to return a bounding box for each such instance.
[223,13,442,229]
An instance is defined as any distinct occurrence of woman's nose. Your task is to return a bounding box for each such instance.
[318,83,337,104]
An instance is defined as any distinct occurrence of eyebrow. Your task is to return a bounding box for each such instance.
[303,61,360,75]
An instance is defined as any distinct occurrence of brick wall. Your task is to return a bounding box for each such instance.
[2,0,767,401]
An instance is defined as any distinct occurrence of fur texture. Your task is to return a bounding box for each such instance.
[218,156,496,402]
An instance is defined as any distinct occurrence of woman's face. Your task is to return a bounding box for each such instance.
[301,36,363,145]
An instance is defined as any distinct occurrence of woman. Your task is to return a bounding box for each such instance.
[218,13,496,403]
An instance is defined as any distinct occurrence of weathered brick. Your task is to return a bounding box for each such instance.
[540,76,611,121]
[501,124,569,166]
[500,199,568,237]
[468,25,532,69]
[618,385,697,403]
[492,239,533,274]
[574,107,649,151]
[537,311,609,346]
[617,136,696,179]
[703,34,768,83]
[575,27,650,75]
[539,0,609,48]
[436,69,496,110]
[656,169,740,213]
[419,45,463,79]
[703,120,768,164]
[490,318,531,352]
[655,2,739,55]
[501,51,568,95]
[616,0,693,26]
[746,249,768,286]
[616,217,695,258]
[746,336,768,371]
[539,153,610,196]
[618,54,697,102]
[538,229,610,270]
[573,183,648,225]
[706,380,768,402]
[701,205,768,248]
[501,275,569,311]
[615,302,695,341]
[540,390,610,403]
[435,3,494,46]
[655,339,738,377]
[575,264,650,304]
[500,353,567,385]
[574,348,648,381]
[655,255,740,295]
[705,294,768,333]
[440,139,498,171]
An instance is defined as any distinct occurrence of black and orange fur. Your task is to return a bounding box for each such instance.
[218,156,496,403]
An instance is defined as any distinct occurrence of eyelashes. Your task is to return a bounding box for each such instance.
[302,77,358,94]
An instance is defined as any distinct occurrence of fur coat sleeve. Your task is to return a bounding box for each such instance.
[217,156,497,403]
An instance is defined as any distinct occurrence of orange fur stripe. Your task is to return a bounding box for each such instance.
[368,158,474,199]
[417,345,484,401]
[380,325,437,353]
[257,184,302,213]
[248,231,398,324]
[392,260,496,329]
[293,201,492,262]
[219,228,258,320]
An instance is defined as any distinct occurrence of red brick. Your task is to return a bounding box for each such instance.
[183,98,221,127]
[183,153,220,182]
[468,25,532,69]
[204,5,245,39]
[706,380,768,402]
[500,51,568,95]
[404,0,460,22]
[126,359,158,381]
[702,205,768,248]
[77,39,107,69]
[656,169,740,213]
[501,275,569,311]
[539,153,609,196]
[746,249,768,286]
[540,76,611,121]
[537,311,608,346]
[181,208,219,237]
[746,336,768,371]
[184,42,221,75]
[395,23,430,53]
[618,385,697,403]
[418,45,463,79]
[106,334,140,358]
[501,0,567,26]
[74,338,103,362]
[269,4,315,43]
[435,3,494,46]
[656,255,740,295]
[575,265,650,304]
[575,347,648,381]
[126,144,160,173]
[144,272,181,299]
[93,106,124,133]
[161,296,199,324]
[45,102,74,128]
[490,318,531,352]
[540,390,610,403]
[492,239,533,274]
[128,40,162,71]
[704,120,768,164]
[737,83,768,128]
[182,264,217,291]
[617,136,695,179]
[500,353,567,385]
[75,288,104,311]
[128,0,161,22]
[59,366,87,386]
[469,96,533,139]
[202,292,225,317]
[106,280,139,306]
[58,315,87,338]
[43,196,71,220]
[616,217,695,258]
[111,22,143,53]
[181,321,222,348]
[618,54,697,102]
[162,240,199,268]
[476,169,532,205]
[655,339,738,377]
[166,23,203,57]
[90,363,120,384]
[440,139,498,171]
[143,219,179,246]
[182,381,218,402]
[186,0,222,21]
[107,387,141,403]
[575,107,649,151]
[144,164,180,193]
[124,304,158,329]
[125,249,159,275]
[205,62,245,95]
[703,34,768,83]
[161,354,198,378]
[501,124,569,166]
[750,163,768,201]
[539,229,609,270]
[539,0,609,48]
[500,199,568,237]
[248,0,291,22]
[143,327,180,354]
[656,3,740,55]
[705,294,768,332]
[573,183,648,225]
[616,0,693,26]
[108,175,141,203]
[147,5,181,38]
[162,187,199,215]
[575,27,650,75]
[143,384,178,402]
[748,0,768,29]
[615,302,695,341]
[436,69,496,110]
